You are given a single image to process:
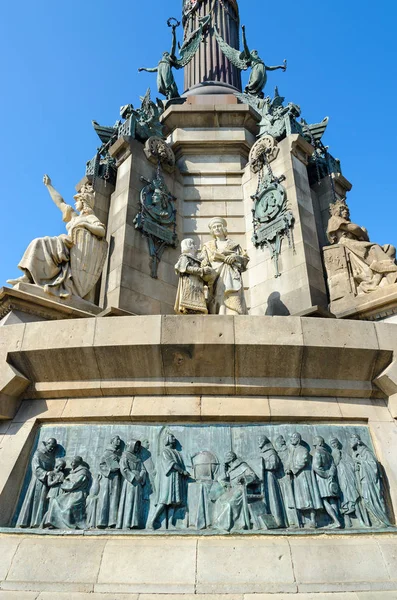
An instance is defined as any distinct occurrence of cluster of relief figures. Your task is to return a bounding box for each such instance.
[16,427,392,533]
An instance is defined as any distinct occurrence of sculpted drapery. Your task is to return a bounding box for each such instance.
[7,176,107,300]
[16,439,57,529]
[199,217,249,315]
[327,200,397,294]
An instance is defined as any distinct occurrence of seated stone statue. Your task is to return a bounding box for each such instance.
[212,451,259,532]
[199,217,249,315]
[327,200,397,294]
[7,176,107,300]
[174,238,214,314]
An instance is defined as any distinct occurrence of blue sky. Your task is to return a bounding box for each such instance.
[0,0,396,287]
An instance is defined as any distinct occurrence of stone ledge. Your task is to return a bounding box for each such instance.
[0,316,393,404]
[0,534,397,596]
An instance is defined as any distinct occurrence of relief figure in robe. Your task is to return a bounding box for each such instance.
[327,200,397,294]
[117,440,147,529]
[7,176,107,300]
[286,432,322,528]
[213,452,259,532]
[312,437,341,529]
[330,437,365,527]
[199,217,249,315]
[43,456,91,530]
[350,434,390,527]
[16,438,58,528]
[273,435,299,528]
[149,431,189,529]
[96,436,122,528]
[258,436,284,527]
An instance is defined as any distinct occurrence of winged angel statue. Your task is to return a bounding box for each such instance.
[215,25,286,98]
[139,16,210,100]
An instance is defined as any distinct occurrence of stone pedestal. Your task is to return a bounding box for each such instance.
[0,315,396,596]
[0,284,101,327]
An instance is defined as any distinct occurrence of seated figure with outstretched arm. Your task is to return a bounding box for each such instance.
[7,176,107,300]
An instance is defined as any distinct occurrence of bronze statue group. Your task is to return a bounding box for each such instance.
[15,428,391,533]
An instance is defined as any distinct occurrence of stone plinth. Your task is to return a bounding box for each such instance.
[0,315,396,595]
[0,285,101,327]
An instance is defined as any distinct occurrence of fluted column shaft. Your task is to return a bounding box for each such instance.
[183,0,242,92]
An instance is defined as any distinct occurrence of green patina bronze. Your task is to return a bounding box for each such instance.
[214,25,286,98]
[139,16,210,99]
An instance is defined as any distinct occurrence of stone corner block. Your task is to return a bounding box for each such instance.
[0,363,30,420]
[374,360,397,398]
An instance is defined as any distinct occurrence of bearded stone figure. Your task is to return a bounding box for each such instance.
[7,176,108,300]
[327,200,397,294]
[199,217,249,315]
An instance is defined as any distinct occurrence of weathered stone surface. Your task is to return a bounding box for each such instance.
[131,395,200,419]
[0,422,37,526]
[196,538,295,594]
[0,537,21,581]
[62,396,133,420]
[269,396,342,420]
[5,538,106,591]
[201,396,270,420]
[96,539,196,593]
[290,537,391,593]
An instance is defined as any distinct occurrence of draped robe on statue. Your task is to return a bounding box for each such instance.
[260,443,285,527]
[155,447,186,507]
[213,459,258,532]
[96,447,122,528]
[200,239,249,315]
[117,449,146,529]
[327,215,397,293]
[246,58,266,96]
[16,214,105,299]
[289,444,322,511]
[16,444,56,528]
[43,465,91,530]
[353,444,390,527]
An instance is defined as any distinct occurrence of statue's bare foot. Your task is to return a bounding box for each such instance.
[6,274,30,286]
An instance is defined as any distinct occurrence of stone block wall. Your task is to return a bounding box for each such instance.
[0,316,397,596]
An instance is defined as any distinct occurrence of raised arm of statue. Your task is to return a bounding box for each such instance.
[170,24,178,58]
[43,175,74,222]
[266,60,287,72]
[241,25,251,62]
[138,66,158,73]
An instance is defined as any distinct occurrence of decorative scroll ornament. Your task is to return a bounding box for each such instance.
[251,160,294,278]
[249,135,279,174]
[144,137,175,173]
[134,167,178,279]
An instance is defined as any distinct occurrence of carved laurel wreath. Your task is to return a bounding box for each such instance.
[144,137,175,173]
[249,135,279,174]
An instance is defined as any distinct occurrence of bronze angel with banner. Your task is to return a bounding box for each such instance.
[139,16,210,99]
[214,25,286,98]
